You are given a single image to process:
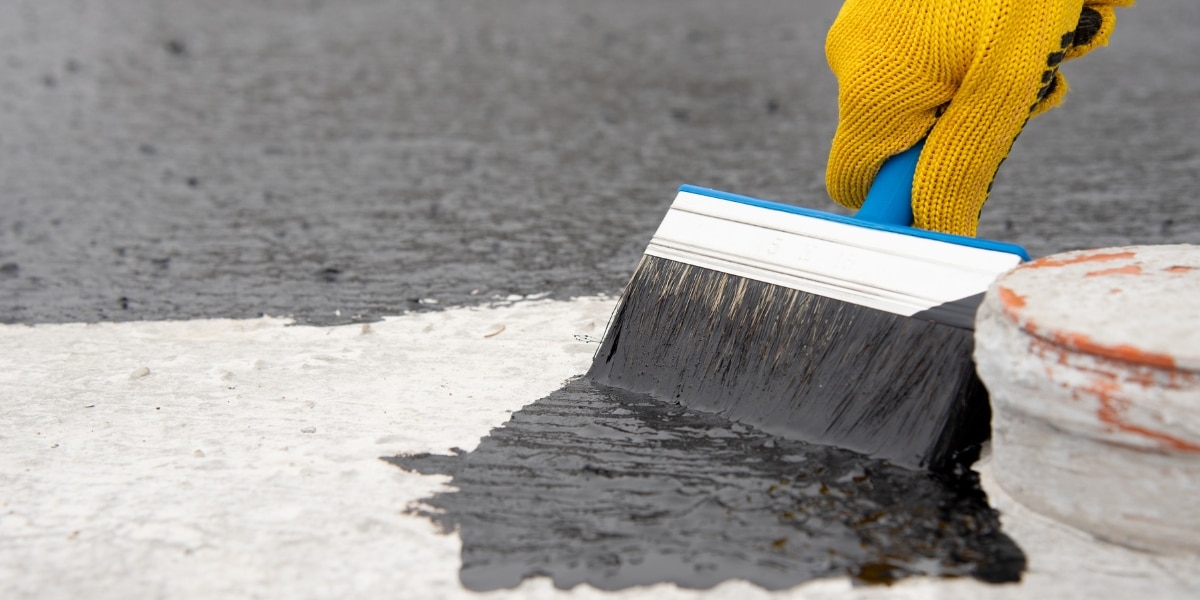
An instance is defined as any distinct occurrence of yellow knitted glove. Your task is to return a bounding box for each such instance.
[825,0,1134,236]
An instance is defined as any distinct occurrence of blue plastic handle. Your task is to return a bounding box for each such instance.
[854,139,926,226]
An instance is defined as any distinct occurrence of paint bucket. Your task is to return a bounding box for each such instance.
[974,245,1200,554]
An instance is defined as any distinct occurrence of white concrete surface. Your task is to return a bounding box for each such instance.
[3,298,1199,598]
[976,245,1200,554]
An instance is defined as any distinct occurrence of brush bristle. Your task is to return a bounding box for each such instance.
[587,255,990,471]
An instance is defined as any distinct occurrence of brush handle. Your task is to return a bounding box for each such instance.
[854,139,926,227]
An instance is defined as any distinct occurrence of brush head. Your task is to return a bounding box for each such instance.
[589,186,1029,471]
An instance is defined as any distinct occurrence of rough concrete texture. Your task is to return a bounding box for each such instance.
[975,245,1200,554]
[0,298,615,599]
[4,302,1199,599]
[2,0,1198,325]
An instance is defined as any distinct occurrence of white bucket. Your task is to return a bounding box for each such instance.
[975,245,1200,554]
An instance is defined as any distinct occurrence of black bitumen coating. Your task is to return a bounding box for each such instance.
[3,0,1198,325]
[387,378,1025,591]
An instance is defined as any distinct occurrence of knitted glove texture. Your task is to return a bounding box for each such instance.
[825,0,1133,235]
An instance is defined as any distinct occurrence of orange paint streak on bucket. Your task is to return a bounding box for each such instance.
[1089,379,1200,453]
[1026,250,1136,269]
[1086,265,1143,277]
[1051,330,1177,371]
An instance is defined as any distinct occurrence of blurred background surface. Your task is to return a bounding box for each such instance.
[1,0,1196,324]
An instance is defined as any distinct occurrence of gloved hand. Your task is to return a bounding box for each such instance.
[825,0,1134,236]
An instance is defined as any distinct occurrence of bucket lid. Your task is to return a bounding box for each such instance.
[988,245,1200,373]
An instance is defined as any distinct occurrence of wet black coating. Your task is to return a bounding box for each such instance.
[588,257,991,471]
[909,292,987,331]
[386,378,1024,591]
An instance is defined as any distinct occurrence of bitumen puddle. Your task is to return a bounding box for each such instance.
[386,377,1025,591]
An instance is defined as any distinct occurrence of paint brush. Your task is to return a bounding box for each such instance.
[587,144,1029,470]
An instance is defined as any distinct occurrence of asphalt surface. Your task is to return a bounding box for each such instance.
[4,0,1196,325]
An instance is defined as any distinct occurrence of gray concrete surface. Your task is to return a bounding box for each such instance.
[3,0,1195,325]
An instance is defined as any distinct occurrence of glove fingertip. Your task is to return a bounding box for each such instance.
[825,157,869,211]
[1030,71,1069,119]
[1066,6,1119,60]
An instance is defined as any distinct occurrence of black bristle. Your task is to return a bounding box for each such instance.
[587,255,990,471]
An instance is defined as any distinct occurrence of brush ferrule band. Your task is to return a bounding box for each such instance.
[646,188,1026,329]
